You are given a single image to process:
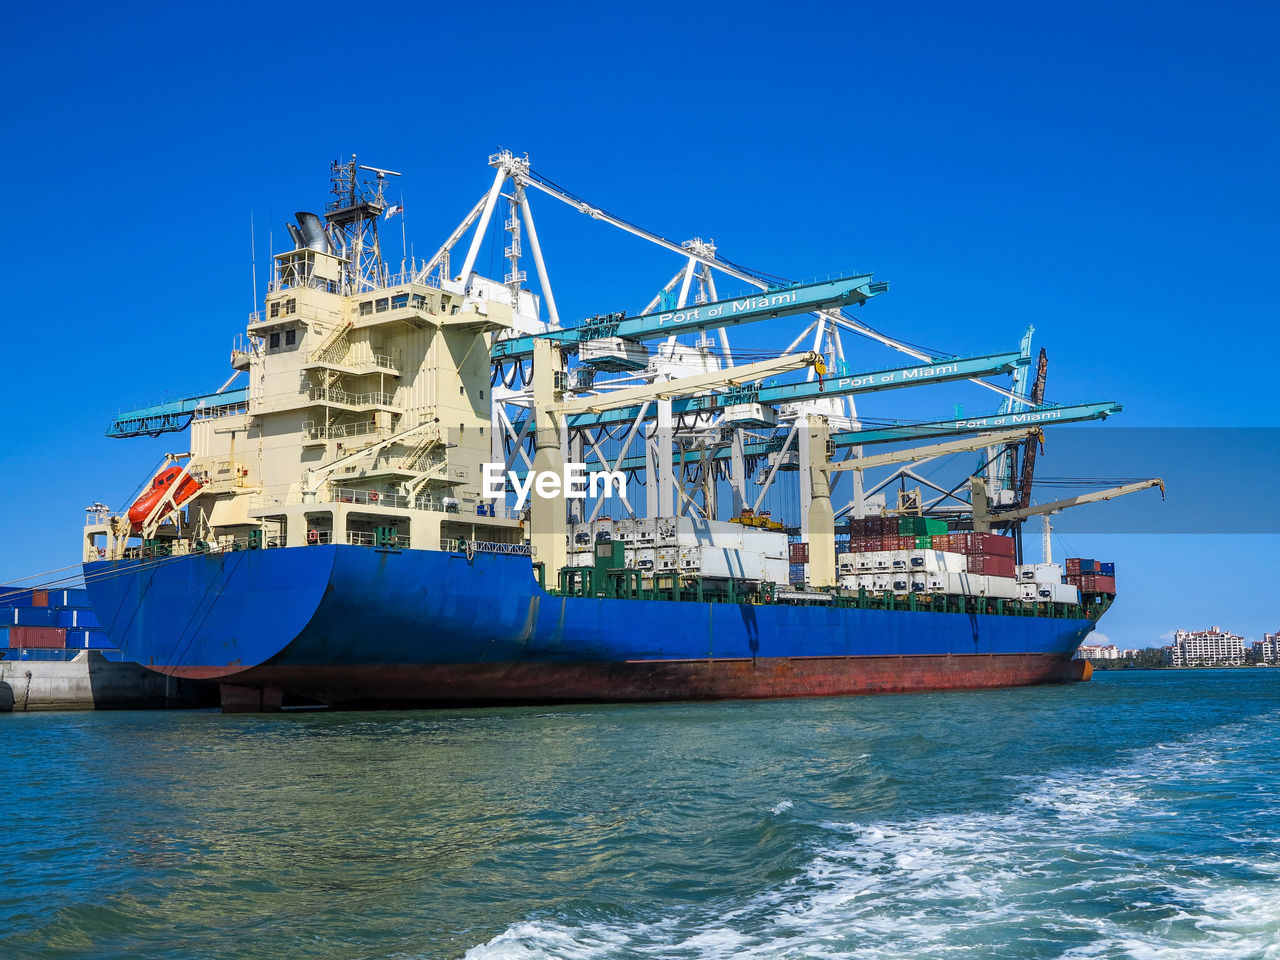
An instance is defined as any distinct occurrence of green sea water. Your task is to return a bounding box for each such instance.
[3,669,1278,959]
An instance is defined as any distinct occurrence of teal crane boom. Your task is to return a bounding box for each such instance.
[509,350,1029,433]
[510,400,1122,477]
[107,387,250,438]
[489,273,886,360]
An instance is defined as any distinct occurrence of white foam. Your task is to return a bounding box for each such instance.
[459,708,1280,960]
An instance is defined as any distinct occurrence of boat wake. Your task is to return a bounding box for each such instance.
[460,710,1280,960]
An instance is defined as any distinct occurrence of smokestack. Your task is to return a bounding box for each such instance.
[295,212,331,254]
[286,223,304,250]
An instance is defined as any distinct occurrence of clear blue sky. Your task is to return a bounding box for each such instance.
[3,1,1277,646]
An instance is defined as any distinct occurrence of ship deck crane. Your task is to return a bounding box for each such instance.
[969,477,1165,534]
[300,418,442,501]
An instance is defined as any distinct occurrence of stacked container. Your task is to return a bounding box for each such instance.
[0,585,117,657]
[1064,559,1117,596]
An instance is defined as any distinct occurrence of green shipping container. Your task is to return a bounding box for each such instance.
[914,535,933,549]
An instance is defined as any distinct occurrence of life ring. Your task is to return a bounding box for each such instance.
[97,547,106,559]
[307,529,319,544]
[369,491,380,503]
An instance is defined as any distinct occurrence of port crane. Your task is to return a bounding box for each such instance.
[968,477,1166,534]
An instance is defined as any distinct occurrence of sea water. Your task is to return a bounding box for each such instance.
[2,669,1277,959]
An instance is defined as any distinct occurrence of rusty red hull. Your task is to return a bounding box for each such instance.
[213,653,1090,712]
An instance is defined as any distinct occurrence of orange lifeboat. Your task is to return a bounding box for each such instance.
[128,465,203,528]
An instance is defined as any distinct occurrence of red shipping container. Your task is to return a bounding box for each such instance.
[966,554,1016,577]
[789,542,809,563]
[1065,558,1082,575]
[1093,575,1116,594]
[32,589,48,607]
[11,626,66,648]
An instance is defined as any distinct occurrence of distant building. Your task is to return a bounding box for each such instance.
[1078,644,1141,661]
[1251,633,1279,666]
[1166,627,1245,667]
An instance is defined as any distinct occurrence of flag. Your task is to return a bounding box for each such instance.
[384,204,403,220]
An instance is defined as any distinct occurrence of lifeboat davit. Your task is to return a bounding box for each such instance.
[128,465,203,528]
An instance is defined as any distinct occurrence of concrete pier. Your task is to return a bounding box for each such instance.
[0,652,211,712]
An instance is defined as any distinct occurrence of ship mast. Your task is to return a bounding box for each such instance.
[325,155,400,293]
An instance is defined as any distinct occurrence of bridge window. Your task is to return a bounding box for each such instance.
[375,298,389,313]
[269,302,280,319]
[269,332,280,349]
[284,330,296,347]
[359,301,373,316]
[391,293,409,310]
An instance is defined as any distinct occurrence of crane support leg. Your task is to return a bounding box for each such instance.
[530,339,567,577]
[805,417,836,588]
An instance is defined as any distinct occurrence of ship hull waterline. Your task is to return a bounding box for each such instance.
[83,545,1095,711]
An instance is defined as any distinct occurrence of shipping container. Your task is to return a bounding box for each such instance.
[32,589,49,607]
[1099,562,1115,576]
[966,554,1016,578]
[0,625,8,648]
[11,606,59,627]
[1054,583,1081,604]
[11,626,67,649]
[985,577,1021,600]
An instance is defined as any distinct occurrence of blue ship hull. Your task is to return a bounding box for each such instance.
[83,545,1095,710]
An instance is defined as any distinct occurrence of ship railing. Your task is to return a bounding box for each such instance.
[346,531,410,548]
[193,400,249,422]
[303,420,392,442]
[439,538,534,557]
[308,387,399,408]
[332,487,411,510]
[1,648,126,663]
[267,271,443,296]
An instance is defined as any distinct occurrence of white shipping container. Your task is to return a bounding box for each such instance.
[985,576,1021,600]
[855,552,882,572]
[1054,583,1081,604]
[1019,582,1039,601]
[629,547,656,571]
[591,518,616,539]
[764,557,789,584]
[909,550,966,573]
[946,572,989,596]
[656,547,678,572]
[615,519,637,542]
[1034,563,1064,583]
[838,552,857,574]
[634,519,657,544]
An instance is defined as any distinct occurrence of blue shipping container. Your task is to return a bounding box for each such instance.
[85,632,114,650]
[51,589,91,608]
[1099,562,1115,576]
[11,606,58,627]
[0,625,8,649]
[0,587,36,610]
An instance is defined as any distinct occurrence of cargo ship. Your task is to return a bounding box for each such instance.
[81,153,1160,711]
